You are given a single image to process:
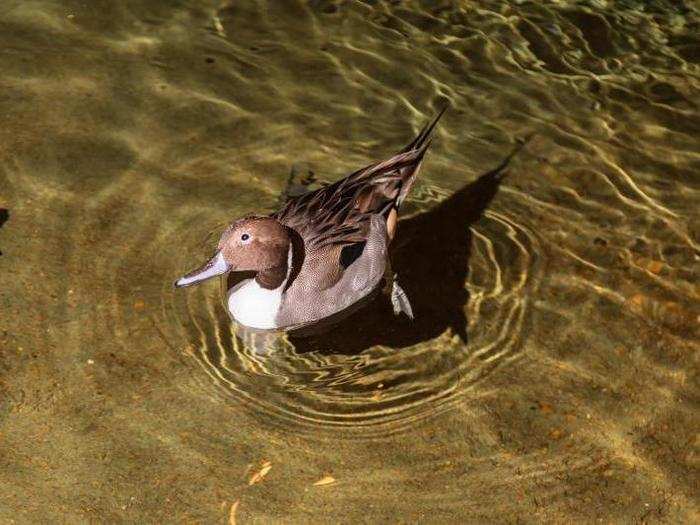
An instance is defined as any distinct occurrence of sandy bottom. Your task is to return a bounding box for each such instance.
[0,1,698,522]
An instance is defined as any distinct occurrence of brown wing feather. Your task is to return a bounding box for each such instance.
[273,108,445,250]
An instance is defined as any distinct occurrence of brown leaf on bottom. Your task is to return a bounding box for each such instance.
[229,500,239,525]
[248,460,272,485]
[313,475,336,486]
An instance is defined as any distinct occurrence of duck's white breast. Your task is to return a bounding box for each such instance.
[227,279,283,329]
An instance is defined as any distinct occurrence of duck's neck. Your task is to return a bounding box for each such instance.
[255,263,287,289]
[254,244,293,290]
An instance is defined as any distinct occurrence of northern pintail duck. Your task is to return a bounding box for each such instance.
[175,108,445,331]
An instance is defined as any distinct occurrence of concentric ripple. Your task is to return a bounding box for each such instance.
[164,199,541,438]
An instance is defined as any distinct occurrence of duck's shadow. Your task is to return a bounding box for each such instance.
[283,142,527,356]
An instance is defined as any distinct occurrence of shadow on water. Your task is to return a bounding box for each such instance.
[288,140,529,355]
[0,208,8,256]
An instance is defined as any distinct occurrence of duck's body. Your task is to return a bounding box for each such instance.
[227,214,389,330]
[175,108,445,332]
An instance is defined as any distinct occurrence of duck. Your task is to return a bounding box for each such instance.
[175,108,446,332]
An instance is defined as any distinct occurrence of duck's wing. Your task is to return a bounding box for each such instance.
[272,107,446,251]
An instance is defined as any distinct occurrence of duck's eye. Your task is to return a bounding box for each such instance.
[241,233,250,242]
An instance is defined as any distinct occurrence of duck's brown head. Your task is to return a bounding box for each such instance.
[174,216,291,288]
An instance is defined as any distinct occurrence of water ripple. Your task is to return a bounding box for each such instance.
[2,0,699,520]
[166,192,542,438]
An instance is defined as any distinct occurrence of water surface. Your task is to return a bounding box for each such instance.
[1,0,698,522]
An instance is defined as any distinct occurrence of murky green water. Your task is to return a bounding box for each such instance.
[1,1,699,522]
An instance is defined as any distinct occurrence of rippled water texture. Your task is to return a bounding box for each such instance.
[1,0,699,522]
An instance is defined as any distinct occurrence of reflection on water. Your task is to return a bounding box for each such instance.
[1,0,698,522]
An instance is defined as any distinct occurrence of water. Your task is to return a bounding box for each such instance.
[1,1,698,522]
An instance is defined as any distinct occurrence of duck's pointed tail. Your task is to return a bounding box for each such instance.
[307,107,447,242]
[354,107,447,214]
[351,107,447,239]
[389,106,446,207]
[401,105,448,155]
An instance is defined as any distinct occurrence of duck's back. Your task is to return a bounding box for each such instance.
[275,216,389,330]
[269,108,446,330]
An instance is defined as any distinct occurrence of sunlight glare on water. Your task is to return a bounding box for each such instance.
[0,0,698,522]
